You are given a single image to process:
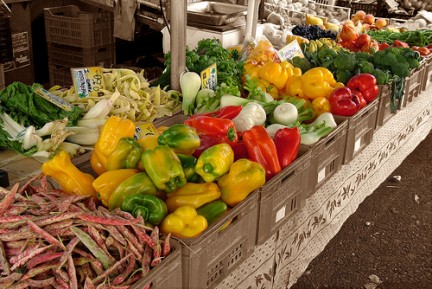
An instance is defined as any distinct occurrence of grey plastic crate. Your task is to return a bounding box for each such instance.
[335,98,379,165]
[375,84,396,129]
[130,240,183,289]
[256,147,311,245]
[421,55,432,92]
[305,118,348,197]
[179,191,259,289]
[402,67,423,107]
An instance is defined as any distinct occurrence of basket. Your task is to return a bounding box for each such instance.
[305,119,348,197]
[0,3,12,62]
[336,0,383,16]
[44,5,114,48]
[334,98,379,164]
[375,84,396,129]
[47,43,115,69]
[130,240,183,289]
[255,147,311,245]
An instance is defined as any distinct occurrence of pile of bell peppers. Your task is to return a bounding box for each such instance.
[329,73,379,117]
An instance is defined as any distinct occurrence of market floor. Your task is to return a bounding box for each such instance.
[290,132,432,289]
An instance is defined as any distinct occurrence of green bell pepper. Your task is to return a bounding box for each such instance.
[121,194,168,226]
[177,153,201,183]
[105,137,143,171]
[141,145,187,193]
[158,124,201,155]
[197,200,228,224]
[108,172,158,211]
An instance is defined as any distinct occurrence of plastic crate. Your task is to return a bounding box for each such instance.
[315,2,351,19]
[180,191,259,289]
[0,4,13,62]
[336,0,383,15]
[130,240,183,289]
[47,43,115,68]
[334,98,379,164]
[0,64,4,90]
[48,63,73,88]
[401,67,423,107]
[305,119,348,197]
[44,5,114,48]
[421,55,432,92]
[314,0,337,5]
[375,84,396,129]
[256,147,311,245]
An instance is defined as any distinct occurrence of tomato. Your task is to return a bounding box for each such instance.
[355,34,371,48]
[339,23,358,42]
[392,40,409,48]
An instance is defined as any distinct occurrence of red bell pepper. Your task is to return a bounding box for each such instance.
[243,126,281,180]
[329,87,360,117]
[273,127,301,169]
[192,134,224,158]
[378,42,390,51]
[393,40,409,48]
[184,115,238,146]
[346,73,379,103]
[231,139,249,161]
[190,105,242,120]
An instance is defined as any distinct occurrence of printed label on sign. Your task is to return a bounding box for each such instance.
[200,63,217,90]
[354,138,362,153]
[33,87,74,112]
[318,167,326,183]
[275,206,286,223]
[277,40,304,61]
[135,123,158,140]
[71,67,105,98]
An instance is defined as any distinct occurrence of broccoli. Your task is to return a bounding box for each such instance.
[406,58,420,69]
[380,52,398,67]
[317,48,338,61]
[372,69,390,85]
[355,52,371,61]
[336,70,354,84]
[334,52,357,71]
[391,62,410,78]
[358,60,375,74]
[292,56,313,74]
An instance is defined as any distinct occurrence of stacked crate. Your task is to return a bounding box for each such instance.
[44,5,115,87]
[0,4,13,63]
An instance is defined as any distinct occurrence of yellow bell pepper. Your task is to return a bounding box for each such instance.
[161,206,208,238]
[285,76,304,98]
[301,68,335,99]
[314,67,337,87]
[293,67,302,77]
[243,61,261,79]
[218,158,266,207]
[42,151,97,197]
[165,182,221,212]
[90,152,106,176]
[258,61,289,90]
[91,116,136,174]
[92,169,139,206]
[257,78,279,99]
[137,134,159,151]
[195,143,234,183]
[311,96,331,117]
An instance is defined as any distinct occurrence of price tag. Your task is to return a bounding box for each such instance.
[275,206,286,223]
[318,167,326,183]
[33,87,74,112]
[200,63,217,90]
[71,66,105,98]
[135,123,158,140]
[354,138,362,153]
[277,40,304,62]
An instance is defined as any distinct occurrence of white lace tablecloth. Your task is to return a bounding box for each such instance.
[216,86,432,289]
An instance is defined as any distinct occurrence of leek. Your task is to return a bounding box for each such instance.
[180,71,201,115]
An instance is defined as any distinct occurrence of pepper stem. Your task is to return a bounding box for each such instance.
[203,163,214,174]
